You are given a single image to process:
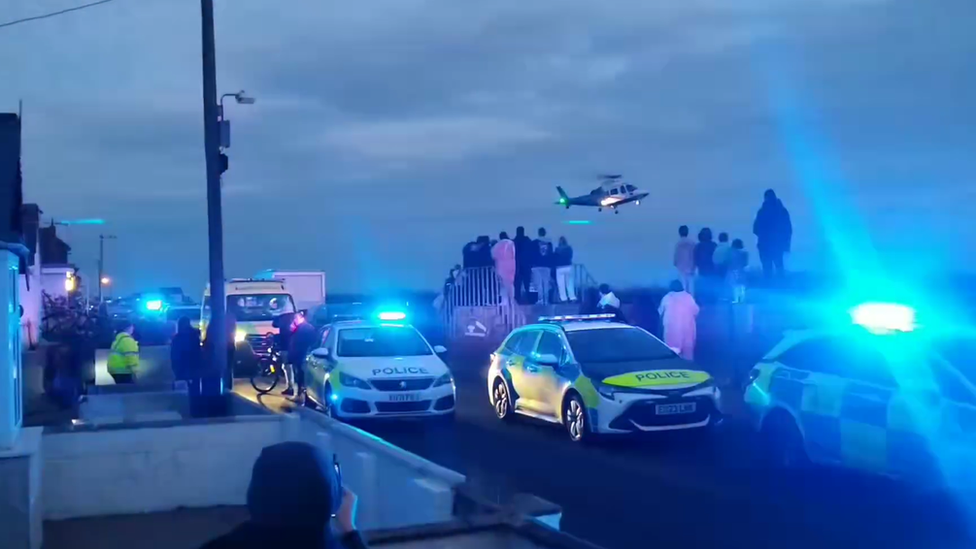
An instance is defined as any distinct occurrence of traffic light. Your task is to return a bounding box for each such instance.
[219,152,229,175]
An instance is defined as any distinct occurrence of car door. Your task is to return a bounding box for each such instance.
[524,329,569,417]
[501,330,540,410]
[304,326,333,403]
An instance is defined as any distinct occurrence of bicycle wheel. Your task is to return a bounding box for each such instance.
[250,362,280,394]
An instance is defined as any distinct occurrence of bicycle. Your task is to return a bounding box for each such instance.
[249,336,284,394]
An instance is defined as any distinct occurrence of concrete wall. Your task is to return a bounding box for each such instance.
[291,408,466,531]
[42,415,288,520]
[40,409,466,531]
[0,428,43,549]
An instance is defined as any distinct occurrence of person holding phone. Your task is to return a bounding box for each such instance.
[201,442,369,549]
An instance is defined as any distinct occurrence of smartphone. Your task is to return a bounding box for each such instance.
[333,453,342,488]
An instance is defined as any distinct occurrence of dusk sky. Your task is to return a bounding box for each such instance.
[2,0,974,296]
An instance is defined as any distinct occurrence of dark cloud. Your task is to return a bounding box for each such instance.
[1,0,974,293]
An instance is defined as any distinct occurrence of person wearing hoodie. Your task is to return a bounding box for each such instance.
[752,189,792,279]
[200,441,369,549]
[513,226,534,303]
[532,227,554,304]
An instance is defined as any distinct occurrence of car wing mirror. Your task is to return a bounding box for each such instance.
[534,353,560,367]
[312,348,331,360]
[433,345,447,354]
[668,346,681,355]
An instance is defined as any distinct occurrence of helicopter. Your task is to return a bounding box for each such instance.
[555,175,648,214]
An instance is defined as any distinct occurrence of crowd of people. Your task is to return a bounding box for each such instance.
[451,226,578,306]
[660,188,793,360]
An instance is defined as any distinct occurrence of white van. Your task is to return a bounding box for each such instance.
[201,279,297,372]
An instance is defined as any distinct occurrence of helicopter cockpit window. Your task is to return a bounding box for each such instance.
[610,188,619,196]
[625,185,636,192]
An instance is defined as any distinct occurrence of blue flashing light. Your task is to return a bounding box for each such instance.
[850,302,916,334]
[330,393,339,402]
[377,311,406,321]
[145,299,163,312]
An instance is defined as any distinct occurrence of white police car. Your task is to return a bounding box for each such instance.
[487,314,722,442]
[745,302,976,489]
[302,312,456,419]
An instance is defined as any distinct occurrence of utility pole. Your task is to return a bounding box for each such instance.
[97,234,116,302]
[201,0,228,391]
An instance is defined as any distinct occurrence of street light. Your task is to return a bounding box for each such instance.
[97,234,117,302]
[217,90,256,152]
[100,276,111,286]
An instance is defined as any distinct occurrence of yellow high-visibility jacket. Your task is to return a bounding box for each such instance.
[107,332,139,374]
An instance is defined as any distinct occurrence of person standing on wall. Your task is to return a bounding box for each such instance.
[107,322,139,384]
[753,189,792,280]
[533,227,554,305]
[513,226,534,304]
[673,225,696,296]
[554,236,576,302]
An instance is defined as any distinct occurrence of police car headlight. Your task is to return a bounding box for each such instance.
[433,372,454,388]
[338,371,371,390]
[596,383,616,400]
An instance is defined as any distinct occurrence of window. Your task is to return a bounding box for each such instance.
[610,188,619,196]
[535,331,565,362]
[219,293,296,322]
[778,337,893,387]
[317,327,331,349]
[625,185,636,192]
[513,330,540,355]
[566,328,674,376]
[503,332,526,354]
[336,326,432,357]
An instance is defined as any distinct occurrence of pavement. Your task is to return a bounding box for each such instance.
[101,346,976,549]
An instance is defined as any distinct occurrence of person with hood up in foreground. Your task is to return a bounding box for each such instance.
[201,441,369,549]
[752,189,792,280]
[492,231,517,305]
[658,280,699,361]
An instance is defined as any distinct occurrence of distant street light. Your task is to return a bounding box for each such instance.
[97,234,117,302]
[100,276,111,286]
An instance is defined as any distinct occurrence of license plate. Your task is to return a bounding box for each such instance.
[389,393,419,402]
[655,403,696,415]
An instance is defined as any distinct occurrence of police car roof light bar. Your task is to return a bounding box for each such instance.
[539,313,617,323]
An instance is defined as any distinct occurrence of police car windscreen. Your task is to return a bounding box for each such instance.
[226,294,295,322]
[567,328,675,369]
[337,327,433,357]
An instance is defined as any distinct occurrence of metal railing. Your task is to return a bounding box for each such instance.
[440,264,598,341]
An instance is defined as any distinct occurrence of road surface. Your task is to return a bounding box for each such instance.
[128,346,975,549]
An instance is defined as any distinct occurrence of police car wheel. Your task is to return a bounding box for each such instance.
[762,412,807,468]
[564,394,589,442]
[492,378,513,421]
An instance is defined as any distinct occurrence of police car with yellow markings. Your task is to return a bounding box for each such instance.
[487,314,723,442]
[745,302,976,488]
[302,312,456,420]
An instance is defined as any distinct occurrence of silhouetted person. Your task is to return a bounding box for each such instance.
[554,237,575,302]
[200,442,368,549]
[753,189,792,279]
[171,317,201,384]
[474,235,492,267]
[288,314,317,402]
[694,228,717,277]
[728,239,749,303]
[533,227,554,304]
[513,226,533,303]
[196,314,236,417]
[713,232,731,277]
[673,225,695,295]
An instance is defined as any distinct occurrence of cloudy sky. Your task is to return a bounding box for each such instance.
[2,0,975,296]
